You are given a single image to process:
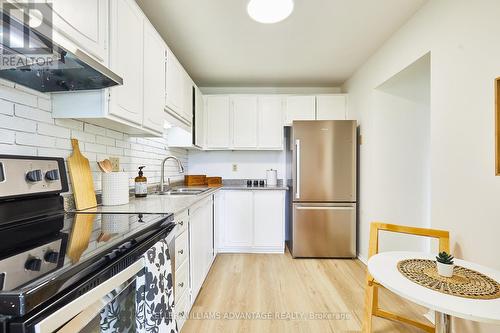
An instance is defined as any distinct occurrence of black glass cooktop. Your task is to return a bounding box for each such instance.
[0,210,173,316]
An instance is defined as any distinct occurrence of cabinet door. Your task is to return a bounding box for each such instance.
[194,87,205,147]
[182,72,194,123]
[165,49,184,117]
[205,96,231,148]
[214,191,224,253]
[223,191,253,248]
[285,96,316,125]
[202,196,214,275]
[51,0,107,62]
[142,20,165,133]
[189,201,205,300]
[258,96,284,149]
[232,96,258,148]
[316,95,347,120]
[254,191,285,249]
[108,0,143,124]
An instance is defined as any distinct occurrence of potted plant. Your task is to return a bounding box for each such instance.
[436,251,455,277]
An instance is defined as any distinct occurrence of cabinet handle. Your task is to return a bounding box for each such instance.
[179,311,185,317]
[178,221,184,226]
[178,282,184,288]
[178,249,184,255]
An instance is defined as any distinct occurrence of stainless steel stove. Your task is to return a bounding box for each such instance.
[0,155,175,333]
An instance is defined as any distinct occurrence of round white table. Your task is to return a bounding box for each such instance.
[368,251,500,333]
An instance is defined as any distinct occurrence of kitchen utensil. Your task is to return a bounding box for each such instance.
[67,139,97,210]
[266,169,278,187]
[185,175,207,187]
[97,159,113,173]
[207,176,222,187]
[101,172,129,206]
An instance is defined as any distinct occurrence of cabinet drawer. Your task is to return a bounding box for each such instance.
[175,259,189,304]
[174,209,189,236]
[175,229,189,270]
[175,291,190,331]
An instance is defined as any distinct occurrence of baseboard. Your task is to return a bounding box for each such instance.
[357,254,368,265]
[217,246,285,254]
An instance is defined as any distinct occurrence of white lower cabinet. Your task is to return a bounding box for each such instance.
[216,190,285,253]
[189,196,214,304]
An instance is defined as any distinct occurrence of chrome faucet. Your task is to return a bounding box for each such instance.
[160,155,185,193]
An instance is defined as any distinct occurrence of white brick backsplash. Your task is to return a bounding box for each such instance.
[0,85,37,107]
[55,119,84,131]
[0,129,15,144]
[37,97,52,111]
[55,138,72,150]
[0,114,37,132]
[15,104,53,124]
[0,84,187,194]
[16,132,56,148]
[84,123,106,136]
[105,129,123,140]
[38,123,71,138]
[84,143,107,154]
[115,140,131,149]
[38,147,72,159]
[0,99,14,115]
[96,135,115,146]
[71,130,96,143]
[107,146,123,156]
[0,143,37,155]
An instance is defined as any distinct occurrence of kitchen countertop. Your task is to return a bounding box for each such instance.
[76,187,221,215]
[74,182,288,215]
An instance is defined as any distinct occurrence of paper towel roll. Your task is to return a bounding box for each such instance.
[101,172,130,206]
[266,169,277,187]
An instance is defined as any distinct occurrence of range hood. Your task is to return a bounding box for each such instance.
[0,10,123,93]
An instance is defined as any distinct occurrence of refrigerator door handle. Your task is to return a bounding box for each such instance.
[295,139,300,199]
[296,206,354,210]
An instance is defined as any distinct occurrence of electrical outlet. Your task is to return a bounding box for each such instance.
[109,157,120,172]
[232,164,238,172]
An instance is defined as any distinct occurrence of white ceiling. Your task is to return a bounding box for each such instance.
[136,0,427,87]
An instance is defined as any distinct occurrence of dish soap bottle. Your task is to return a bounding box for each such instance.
[135,166,148,198]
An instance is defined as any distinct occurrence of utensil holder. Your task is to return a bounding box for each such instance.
[101,172,129,206]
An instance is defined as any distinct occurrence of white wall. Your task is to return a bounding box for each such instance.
[0,81,187,193]
[343,1,500,331]
[188,150,285,181]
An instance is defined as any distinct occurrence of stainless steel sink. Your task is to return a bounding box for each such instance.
[156,188,209,196]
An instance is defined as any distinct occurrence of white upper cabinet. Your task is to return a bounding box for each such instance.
[194,87,205,147]
[165,48,185,119]
[232,96,258,148]
[285,96,316,125]
[205,96,231,148]
[142,19,166,133]
[182,71,194,123]
[50,0,108,63]
[258,96,284,149]
[108,0,144,125]
[316,95,347,120]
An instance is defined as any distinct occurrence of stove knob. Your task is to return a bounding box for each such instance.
[45,169,60,181]
[44,251,59,264]
[25,258,42,271]
[26,169,43,182]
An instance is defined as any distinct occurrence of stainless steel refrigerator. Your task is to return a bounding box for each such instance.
[289,120,357,258]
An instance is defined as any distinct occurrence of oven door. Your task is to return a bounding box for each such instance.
[35,259,144,333]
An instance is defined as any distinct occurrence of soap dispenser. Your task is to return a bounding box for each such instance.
[135,166,148,198]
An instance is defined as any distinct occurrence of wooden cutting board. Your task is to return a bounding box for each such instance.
[185,175,207,187]
[67,139,97,210]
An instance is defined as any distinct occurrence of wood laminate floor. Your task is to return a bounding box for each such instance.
[182,249,429,333]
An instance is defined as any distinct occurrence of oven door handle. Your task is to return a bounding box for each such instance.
[34,259,144,333]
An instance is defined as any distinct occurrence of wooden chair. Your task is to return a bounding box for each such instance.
[362,222,450,333]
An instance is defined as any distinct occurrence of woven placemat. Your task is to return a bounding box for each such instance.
[397,259,500,300]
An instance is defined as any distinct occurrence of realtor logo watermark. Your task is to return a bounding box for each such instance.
[1,1,55,69]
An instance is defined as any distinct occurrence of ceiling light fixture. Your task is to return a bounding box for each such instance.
[247,0,294,24]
